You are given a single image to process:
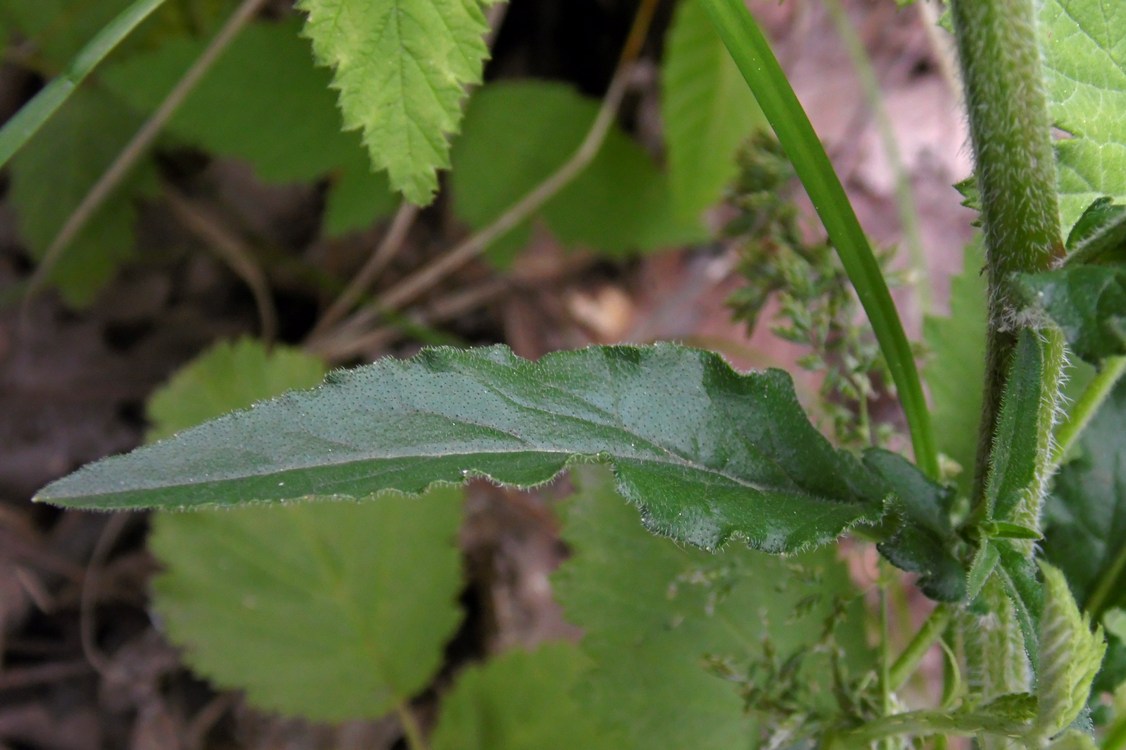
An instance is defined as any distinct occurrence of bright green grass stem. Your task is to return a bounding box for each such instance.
[948,0,1066,507]
[701,0,938,480]
[0,0,169,169]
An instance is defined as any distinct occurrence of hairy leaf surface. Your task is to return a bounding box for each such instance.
[1034,563,1106,741]
[297,0,494,203]
[146,337,328,442]
[450,82,705,266]
[38,344,894,553]
[431,644,617,750]
[554,466,871,750]
[1040,0,1126,230]
[661,0,764,218]
[146,339,463,721]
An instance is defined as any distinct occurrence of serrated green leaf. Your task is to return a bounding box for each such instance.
[450,82,706,267]
[923,238,987,499]
[146,338,462,722]
[1034,562,1106,741]
[296,0,493,204]
[146,337,327,441]
[1016,266,1126,364]
[9,86,155,306]
[1040,1,1126,230]
[151,488,464,721]
[39,344,893,553]
[430,643,618,750]
[553,466,871,750]
[102,20,381,184]
[661,0,764,218]
[1066,198,1126,266]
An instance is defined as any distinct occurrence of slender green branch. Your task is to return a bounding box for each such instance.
[889,604,952,692]
[0,0,169,170]
[948,0,1066,506]
[701,0,937,479]
[1050,356,1126,470]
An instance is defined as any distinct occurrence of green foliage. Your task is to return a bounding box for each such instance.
[554,466,872,750]
[1017,266,1126,364]
[0,0,139,66]
[450,81,705,266]
[983,330,1052,539]
[1044,379,1126,688]
[101,19,395,230]
[1066,198,1126,267]
[1033,562,1106,742]
[150,489,464,721]
[660,0,764,219]
[146,337,328,441]
[1040,0,1126,229]
[146,339,464,721]
[296,0,496,204]
[37,344,909,554]
[865,449,964,601]
[924,238,987,497]
[8,86,155,306]
[430,644,616,750]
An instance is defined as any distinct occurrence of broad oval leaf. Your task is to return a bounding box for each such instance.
[151,489,465,721]
[1017,265,1126,364]
[37,344,891,553]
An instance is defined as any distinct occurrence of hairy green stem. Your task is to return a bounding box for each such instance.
[948,0,1066,506]
[889,604,951,692]
[701,0,937,479]
[1050,356,1126,471]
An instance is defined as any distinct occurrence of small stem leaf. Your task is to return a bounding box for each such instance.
[37,344,898,554]
[1034,562,1106,742]
[982,329,1064,552]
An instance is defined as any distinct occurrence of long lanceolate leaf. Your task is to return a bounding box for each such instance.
[37,344,893,554]
[698,0,938,480]
[0,0,167,170]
